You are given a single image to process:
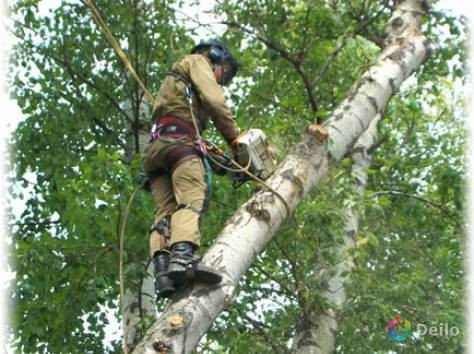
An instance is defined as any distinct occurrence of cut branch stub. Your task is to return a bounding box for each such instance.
[307,124,329,143]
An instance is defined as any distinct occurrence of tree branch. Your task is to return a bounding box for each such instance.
[372,190,444,209]
[243,314,285,354]
[223,21,318,112]
[13,19,134,126]
[253,263,297,300]
[311,0,391,89]
[367,133,389,154]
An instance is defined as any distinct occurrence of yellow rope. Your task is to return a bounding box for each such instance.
[84,0,155,105]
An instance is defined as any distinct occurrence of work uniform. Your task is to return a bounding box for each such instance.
[142,53,239,257]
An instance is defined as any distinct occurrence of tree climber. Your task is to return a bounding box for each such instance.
[142,39,240,299]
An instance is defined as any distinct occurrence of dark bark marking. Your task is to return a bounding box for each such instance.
[281,169,304,200]
[335,113,344,121]
[389,16,404,30]
[389,78,397,94]
[421,0,430,12]
[326,123,344,137]
[347,230,356,239]
[343,104,351,111]
[130,302,139,313]
[206,249,224,268]
[387,48,404,62]
[356,116,366,130]
[365,94,379,112]
[298,331,323,350]
[347,77,370,102]
[246,200,271,223]
[399,59,408,78]
[423,38,434,60]
[195,301,215,322]
[153,340,172,353]
[227,210,245,227]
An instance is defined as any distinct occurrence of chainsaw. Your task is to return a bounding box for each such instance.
[206,129,277,188]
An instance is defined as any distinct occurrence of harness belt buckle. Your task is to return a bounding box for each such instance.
[150,123,165,142]
[185,87,193,99]
[195,139,207,157]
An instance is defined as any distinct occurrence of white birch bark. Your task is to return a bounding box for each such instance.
[123,262,157,351]
[289,1,435,351]
[122,81,156,351]
[132,1,433,352]
[291,114,381,354]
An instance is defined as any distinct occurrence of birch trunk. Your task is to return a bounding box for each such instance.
[289,1,434,350]
[132,1,433,352]
[291,114,380,354]
[123,262,157,351]
[122,88,156,351]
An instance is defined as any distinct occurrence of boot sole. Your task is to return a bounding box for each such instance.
[160,286,177,299]
[156,275,177,299]
[168,268,222,285]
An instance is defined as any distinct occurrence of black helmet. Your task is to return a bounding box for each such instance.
[191,39,239,85]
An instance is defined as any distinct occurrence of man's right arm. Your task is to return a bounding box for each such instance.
[186,55,240,144]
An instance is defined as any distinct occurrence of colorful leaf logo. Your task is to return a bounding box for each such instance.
[387,316,411,342]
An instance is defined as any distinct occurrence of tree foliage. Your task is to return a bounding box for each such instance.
[8,0,467,352]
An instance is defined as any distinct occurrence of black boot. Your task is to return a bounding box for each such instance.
[153,251,176,299]
[168,242,222,285]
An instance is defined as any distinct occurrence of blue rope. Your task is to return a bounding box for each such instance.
[203,156,212,193]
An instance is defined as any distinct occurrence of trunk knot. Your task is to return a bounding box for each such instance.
[153,340,171,353]
[246,201,271,222]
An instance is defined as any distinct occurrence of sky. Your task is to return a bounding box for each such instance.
[0,0,473,351]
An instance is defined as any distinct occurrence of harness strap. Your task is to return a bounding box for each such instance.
[164,146,199,174]
[166,70,193,88]
[147,168,166,180]
[166,70,213,192]
[175,203,201,216]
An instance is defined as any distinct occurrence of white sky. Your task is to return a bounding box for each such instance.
[0,0,473,352]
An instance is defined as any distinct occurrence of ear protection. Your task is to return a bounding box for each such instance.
[191,39,240,85]
[208,44,226,64]
[191,39,228,64]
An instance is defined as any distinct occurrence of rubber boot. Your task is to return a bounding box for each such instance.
[168,242,222,285]
[153,251,176,299]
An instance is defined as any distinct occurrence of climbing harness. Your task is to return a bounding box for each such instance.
[183,85,213,192]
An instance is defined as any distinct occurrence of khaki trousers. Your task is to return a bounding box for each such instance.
[142,136,206,257]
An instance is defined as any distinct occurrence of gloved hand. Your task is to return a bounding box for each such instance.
[208,152,231,176]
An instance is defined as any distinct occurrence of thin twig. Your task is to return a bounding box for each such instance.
[243,315,284,354]
[223,21,318,112]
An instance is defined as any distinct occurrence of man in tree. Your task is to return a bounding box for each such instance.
[142,39,240,299]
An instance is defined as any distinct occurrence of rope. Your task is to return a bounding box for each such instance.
[203,156,213,192]
[207,152,296,225]
[84,0,155,105]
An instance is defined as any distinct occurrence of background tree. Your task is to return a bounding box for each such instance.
[8,0,467,353]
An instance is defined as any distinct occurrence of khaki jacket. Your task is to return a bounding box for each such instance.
[152,54,239,143]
